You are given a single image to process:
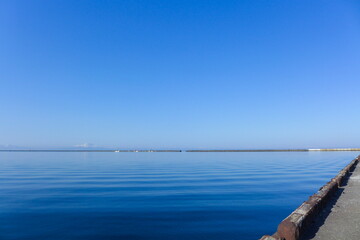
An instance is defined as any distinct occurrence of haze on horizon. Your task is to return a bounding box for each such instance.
[1,0,360,150]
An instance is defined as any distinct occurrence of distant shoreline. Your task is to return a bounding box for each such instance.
[1,148,360,152]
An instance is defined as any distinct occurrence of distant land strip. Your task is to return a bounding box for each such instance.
[1,148,360,152]
[187,148,360,152]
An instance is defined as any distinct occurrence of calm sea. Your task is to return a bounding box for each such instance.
[0,152,358,240]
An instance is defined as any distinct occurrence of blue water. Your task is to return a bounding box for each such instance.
[0,152,358,240]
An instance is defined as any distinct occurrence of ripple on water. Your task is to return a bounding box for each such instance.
[0,151,358,240]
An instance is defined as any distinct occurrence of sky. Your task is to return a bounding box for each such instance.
[0,0,360,149]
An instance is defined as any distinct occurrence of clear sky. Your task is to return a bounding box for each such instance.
[1,0,360,149]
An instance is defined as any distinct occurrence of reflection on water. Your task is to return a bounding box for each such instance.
[0,152,358,239]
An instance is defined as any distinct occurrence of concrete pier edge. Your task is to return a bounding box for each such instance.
[259,154,360,240]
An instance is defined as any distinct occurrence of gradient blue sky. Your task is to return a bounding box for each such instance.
[1,0,360,149]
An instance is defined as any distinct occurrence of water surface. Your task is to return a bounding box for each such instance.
[0,152,358,239]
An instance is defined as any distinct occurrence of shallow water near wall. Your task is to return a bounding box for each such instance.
[0,152,358,240]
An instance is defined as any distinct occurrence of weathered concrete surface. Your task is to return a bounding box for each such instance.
[258,156,359,240]
[303,163,360,240]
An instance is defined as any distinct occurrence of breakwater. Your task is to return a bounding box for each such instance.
[259,154,360,240]
[187,148,360,152]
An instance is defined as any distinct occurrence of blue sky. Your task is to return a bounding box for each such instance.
[1,0,360,149]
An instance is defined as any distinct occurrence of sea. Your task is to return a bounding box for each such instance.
[0,151,358,240]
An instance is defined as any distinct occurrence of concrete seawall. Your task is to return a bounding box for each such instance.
[259,155,360,240]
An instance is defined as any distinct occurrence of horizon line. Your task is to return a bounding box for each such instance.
[1,148,360,152]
